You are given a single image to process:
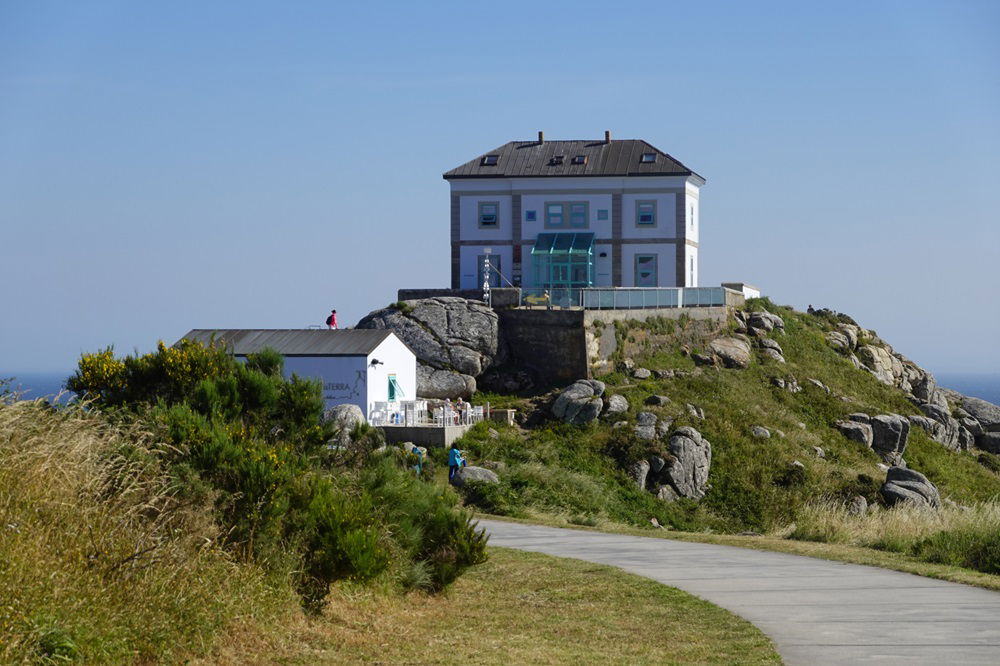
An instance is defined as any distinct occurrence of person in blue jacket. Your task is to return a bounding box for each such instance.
[448,443,464,483]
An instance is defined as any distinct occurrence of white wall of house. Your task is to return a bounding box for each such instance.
[365,335,417,411]
[459,245,514,289]
[621,243,677,288]
[459,194,512,242]
[621,193,677,240]
[685,244,699,287]
[451,174,702,289]
[236,335,417,420]
[519,193,612,240]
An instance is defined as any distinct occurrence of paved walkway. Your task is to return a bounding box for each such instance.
[480,519,1000,665]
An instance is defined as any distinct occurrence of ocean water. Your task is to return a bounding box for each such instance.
[1,371,76,403]
[935,374,1000,407]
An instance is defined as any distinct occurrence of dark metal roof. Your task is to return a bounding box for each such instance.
[443,138,704,181]
[180,329,399,356]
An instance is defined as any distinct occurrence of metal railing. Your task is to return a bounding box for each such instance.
[519,286,728,310]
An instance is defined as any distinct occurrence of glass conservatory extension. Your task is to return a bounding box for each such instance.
[530,232,595,289]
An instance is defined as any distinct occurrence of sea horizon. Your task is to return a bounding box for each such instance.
[4,369,1000,407]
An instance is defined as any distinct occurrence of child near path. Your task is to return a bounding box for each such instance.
[448,443,465,483]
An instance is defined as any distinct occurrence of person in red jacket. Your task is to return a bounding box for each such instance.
[325,309,338,329]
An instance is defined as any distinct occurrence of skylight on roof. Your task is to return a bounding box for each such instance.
[550,155,564,166]
[640,153,657,163]
[571,155,587,165]
[481,155,499,166]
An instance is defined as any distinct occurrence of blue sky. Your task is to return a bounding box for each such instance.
[2,1,998,377]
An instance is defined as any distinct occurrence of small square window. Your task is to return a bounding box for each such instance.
[569,203,588,227]
[525,210,537,222]
[550,155,564,166]
[481,155,499,166]
[478,201,499,228]
[640,153,656,163]
[571,155,587,165]
[636,201,656,226]
[597,209,608,221]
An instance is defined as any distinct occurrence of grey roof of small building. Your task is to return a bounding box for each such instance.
[180,329,401,356]
[443,138,704,181]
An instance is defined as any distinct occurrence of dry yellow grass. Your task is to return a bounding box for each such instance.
[201,547,780,665]
[0,400,290,663]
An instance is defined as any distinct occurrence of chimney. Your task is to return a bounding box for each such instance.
[538,130,544,144]
[604,130,612,144]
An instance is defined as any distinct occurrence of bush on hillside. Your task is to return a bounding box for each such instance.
[66,340,487,608]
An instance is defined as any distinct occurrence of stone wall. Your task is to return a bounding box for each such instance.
[497,309,589,387]
[584,306,732,375]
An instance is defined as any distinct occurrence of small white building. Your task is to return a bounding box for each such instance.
[444,131,705,291]
[181,329,416,419]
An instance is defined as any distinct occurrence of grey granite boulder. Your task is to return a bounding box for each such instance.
[908,410,970,452]
[835,420,874,448]
[552,379,606,425]
[635,411,658,440]
[857,345,903,386]
[417,364,476,399]
[759,338,783,353]
[846,495,868,516]
[871,414,910,466]
[825,331,851,351]
[633,367,652,379]
[748,310,785,333]
[963,396,1000,432]
[663,426,712,500]
[750,426,771,439]
[881,467,941,508]
[649,455,667,473]
[656,485,680,502]
[708,337,752,369]
[759,348,786,363]
[645,394,671,406]
[604,394,630,417]
[451,466,500,487]
[322,403,365,431]
[358,297,499,397]
[628,460,650,489]
[848,413,871,424]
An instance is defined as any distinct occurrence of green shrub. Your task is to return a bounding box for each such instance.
[914,526,1000,574]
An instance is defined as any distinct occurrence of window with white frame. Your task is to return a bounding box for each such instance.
[635,254,657,287]
[545,203,564,228]
[478,201,499,228]
[545,202,589,229]
[636,201,656,227]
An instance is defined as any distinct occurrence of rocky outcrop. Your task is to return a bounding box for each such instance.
[662,427,712,500]
[871,414,910,466]
[603,394,630,417]
[635,411,658,440]
[552,379,605,425]
[357,297,499,399]
[451,466,500,487]
[322,403,365,431]
[746,310,785,336]
[417,365,477,399]
[628,460,650,489]
[835,420,874,448]
[708,337,752,369]
[881,467,941,508]
[963,397,1000,432]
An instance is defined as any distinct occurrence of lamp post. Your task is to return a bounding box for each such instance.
[482,248,492,306]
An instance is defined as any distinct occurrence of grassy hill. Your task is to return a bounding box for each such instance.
[452,299,1000,572]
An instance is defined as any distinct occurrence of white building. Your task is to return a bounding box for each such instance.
[181,329,416,419]
[443,131,705,291]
